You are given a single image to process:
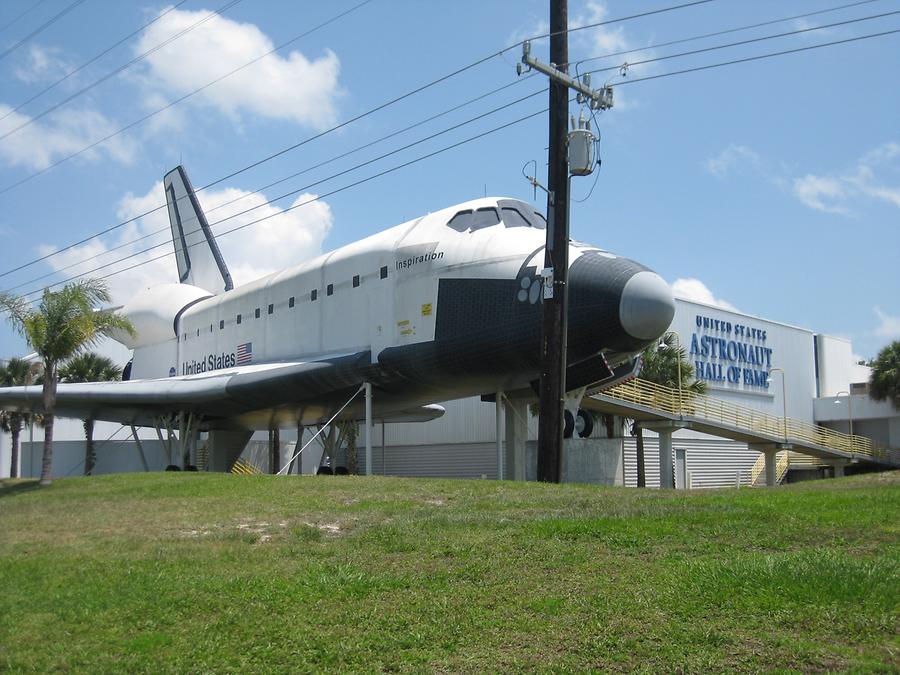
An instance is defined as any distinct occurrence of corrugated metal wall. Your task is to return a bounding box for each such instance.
[380,397,501,446]
[21,439,170,478]
[623,436,759,488]
[355,442,497,479]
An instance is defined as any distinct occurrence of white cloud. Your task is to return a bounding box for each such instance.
[705,144,760,178]
[860,141,900,166]
[874,307,900,339]
[200,187,332,284]
[792,141,900,215]
[577,3,657,68]
[135,7,342,130]
[569,2,658,111]
[792,174,849,214]
[13,45,73,84]
[792,18,835,39]
[37,181,333,306]
[671,278,738,312]
[507,18,549,49]
[0,103,136,170]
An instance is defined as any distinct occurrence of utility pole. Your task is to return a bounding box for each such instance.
[536,0,569,483]
[519,0,613,483]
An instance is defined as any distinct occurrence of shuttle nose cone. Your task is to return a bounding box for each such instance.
[619,271,675,341]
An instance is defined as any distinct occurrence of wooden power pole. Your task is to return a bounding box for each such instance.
[536,0,570,483]
[521,0,612,482]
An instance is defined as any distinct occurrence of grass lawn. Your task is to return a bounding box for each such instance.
[1,471,898,672]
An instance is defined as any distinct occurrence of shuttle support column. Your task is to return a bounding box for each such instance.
[364,382,373,476]
[504,396,529,481]
[208,430,253,472]
[130,426,149,472]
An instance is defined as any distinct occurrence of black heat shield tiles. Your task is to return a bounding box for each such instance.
[378,278,541,393]
[377,252,648,394]
[567,252,649,355]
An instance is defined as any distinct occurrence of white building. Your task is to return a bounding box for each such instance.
[3,298,897,484]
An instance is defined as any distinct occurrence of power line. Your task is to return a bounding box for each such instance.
[5,75,539,293]
[16,89,548,298]
[20,24,900,299]
[581,9,900,78]
[0,0,88,63]
[0,0,713,200]
[0,0,713,283]
[531,0,716,43]
[611,25,900,86]
[571,0,885,69]
[0,0,380,197]
[0,0,51,35]
[20,106,549,300]
[0,0,245,142]
[0,1,398,281]
[9,0,858,288]
[0,0,191,124]
[9,0,886,284]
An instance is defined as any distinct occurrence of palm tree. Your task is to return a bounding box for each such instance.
[0,357,40,478]
[869,340,900,410]
[0,280,133,486]
[58,352,122,476]
[632,333,706,487]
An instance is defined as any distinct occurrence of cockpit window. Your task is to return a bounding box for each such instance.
[448,207,499,232]
[472,207,499,229]
[447,210,473,232]
[500,207,530,228]
[498,199,546,229]
[447,201,545,232]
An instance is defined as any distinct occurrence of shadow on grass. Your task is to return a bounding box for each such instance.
[0,479,41,499]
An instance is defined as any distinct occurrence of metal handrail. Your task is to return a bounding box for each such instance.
[231,458,261,475]
[602,378,896,462]
[749,451,790,485]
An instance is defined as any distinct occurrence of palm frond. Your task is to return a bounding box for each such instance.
[0,292,32,336]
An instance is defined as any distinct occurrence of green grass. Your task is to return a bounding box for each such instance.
[0,472,898,673]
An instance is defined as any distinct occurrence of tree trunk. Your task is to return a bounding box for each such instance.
[40,362,56,486]
[636,425,646,488]
[345,422,358,475]
[10,422,20,479]
[84,418,95,476]
[269,426,280,474]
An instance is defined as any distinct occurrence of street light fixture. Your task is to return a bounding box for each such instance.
[658,331,683,415]
[835,390,854,451]
[767,367,788,443]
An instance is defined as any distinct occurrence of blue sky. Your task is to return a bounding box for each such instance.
[0,0,897,362]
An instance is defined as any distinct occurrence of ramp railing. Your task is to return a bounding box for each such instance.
[602,378,897,463]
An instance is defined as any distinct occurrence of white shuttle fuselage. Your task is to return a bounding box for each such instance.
[2,166,676,442]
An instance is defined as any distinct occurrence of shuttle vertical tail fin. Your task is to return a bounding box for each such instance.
[163,165,233,294]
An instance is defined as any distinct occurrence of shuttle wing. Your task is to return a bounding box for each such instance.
[0,352,444,429]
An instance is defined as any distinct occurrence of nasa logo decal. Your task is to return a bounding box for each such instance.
[516,274,542,304]
[515,245,545,305]
[169,367,176,377]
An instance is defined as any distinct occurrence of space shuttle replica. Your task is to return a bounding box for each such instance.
[1,166,675,470]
